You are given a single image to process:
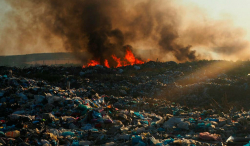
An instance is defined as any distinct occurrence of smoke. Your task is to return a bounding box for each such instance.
[180,20,248,55]
[0,0,248,64]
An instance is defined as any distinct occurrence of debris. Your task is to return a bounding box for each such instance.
[0,61,249,145]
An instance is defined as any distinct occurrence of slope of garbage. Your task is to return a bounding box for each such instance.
[0,60,250,145]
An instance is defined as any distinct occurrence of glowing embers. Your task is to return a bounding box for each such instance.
[83,48,145,68]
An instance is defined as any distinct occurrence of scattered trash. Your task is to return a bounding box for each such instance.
[0,61,249,145]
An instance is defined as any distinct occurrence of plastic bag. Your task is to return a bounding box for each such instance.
[92,111,102,119]
[62,131,75,137]
[134,112,144,119]
[132,135,142,145]
[244,141,250,146]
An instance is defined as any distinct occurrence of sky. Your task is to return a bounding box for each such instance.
[179,0,250,38]
[177,0,250,60]
[0,0,250,61]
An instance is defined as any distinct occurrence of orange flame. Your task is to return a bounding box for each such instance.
[125,49,136,65]
[125,49,144,65]
[112,55,122,67]
[82,60,100,68]
[83,48,146,68]
[104,59,110,68]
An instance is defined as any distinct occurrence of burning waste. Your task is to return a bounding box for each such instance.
[0,61,250,145]
[83,47,145,68]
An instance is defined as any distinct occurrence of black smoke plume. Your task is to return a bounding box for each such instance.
[0,0,248,64]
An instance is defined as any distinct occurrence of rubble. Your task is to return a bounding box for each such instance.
[0,60,250,145]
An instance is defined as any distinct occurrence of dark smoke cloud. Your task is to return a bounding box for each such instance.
[1,0,248,64]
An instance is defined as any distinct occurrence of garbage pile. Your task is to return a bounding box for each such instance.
[1,61,250,145]
[1,61,250,109]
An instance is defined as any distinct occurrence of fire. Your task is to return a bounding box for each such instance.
[125,49,144,65]
[83,60,100,68]
[111,55,122,67]
[83,48,146,68]
[104,59,110,68]
[125,49,136,65]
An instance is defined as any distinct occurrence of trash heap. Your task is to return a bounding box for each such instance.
[1,61,250,145]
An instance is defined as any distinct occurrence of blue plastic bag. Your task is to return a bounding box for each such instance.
[92,111,102,119]
[134,112,144,119]
[132,135,142,145]
[62,131,75,137]
[33,121,40,124]
[208,118,219,122]
[72,140,79,146]
[157,127,165,132]
[244,141,250,146]
[140,121,148,125]
[137,140,146,146]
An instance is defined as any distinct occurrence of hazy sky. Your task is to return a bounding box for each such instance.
[177,0,250,60]
[0,0,250,61]
[179,0,250,38]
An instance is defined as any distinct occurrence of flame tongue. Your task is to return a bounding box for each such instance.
[83,48,145,68]
[104,59,110,68]
[125,49,144,65]
[125,49,136,65]
[111,55,122,68]
[83,60,100,68]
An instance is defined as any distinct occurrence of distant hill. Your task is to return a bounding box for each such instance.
[0,49,157,67]
[0,52,86,67]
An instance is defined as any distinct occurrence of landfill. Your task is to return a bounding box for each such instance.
[1,60,250,145]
